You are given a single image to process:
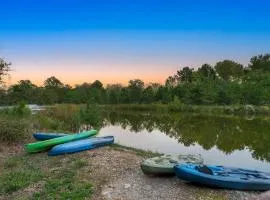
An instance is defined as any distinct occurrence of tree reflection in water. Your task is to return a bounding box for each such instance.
[102,111,270,162]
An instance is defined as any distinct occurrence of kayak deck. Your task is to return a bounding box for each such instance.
[48,136,114,156]
[174,164,270,190]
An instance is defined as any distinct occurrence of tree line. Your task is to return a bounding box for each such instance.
[0,53,270,106]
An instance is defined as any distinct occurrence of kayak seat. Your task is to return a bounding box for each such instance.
[196,165,214,175]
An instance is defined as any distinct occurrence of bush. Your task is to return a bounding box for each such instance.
[79,103,103,128]
[0,117,32,142]
[35,104,81,132]
[35,104,103,132]
[0,102,31,118]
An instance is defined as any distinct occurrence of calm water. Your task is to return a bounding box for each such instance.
[98,111,270,172]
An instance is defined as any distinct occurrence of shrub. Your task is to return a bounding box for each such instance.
[0,117,32,142]
[35,104,81,132]
[79,103,103,128]
[0,103,31,118]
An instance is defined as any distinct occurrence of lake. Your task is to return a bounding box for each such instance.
[98,111,270,172]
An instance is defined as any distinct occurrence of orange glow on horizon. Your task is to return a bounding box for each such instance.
[8,70,168,87]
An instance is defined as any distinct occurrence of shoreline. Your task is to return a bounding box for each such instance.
[0,142,263,200]
[101,104,270,116]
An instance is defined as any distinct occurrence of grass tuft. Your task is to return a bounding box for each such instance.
[0,170,43,194]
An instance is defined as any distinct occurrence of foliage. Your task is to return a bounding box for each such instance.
[35,104,81,132]
[214,60,243,81]
[198,63,216,80]
[1,53,270,106]
[79,102,103,128]
[35,104,103,132]
[0,102,32,118]
[249,54,270,71]
[176,66,193,83]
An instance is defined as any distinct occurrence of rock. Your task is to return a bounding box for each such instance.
[144,185,152,191]
[102,188,113,200]
[124,183,131,189]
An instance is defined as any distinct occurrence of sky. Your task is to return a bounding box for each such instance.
[0,0,270,86]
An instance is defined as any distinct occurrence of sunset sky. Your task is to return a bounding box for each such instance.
[0,0,270,86]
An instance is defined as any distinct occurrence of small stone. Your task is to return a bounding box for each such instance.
[124,183,131,189]
[145,185,152,191]
[102,188,113,200]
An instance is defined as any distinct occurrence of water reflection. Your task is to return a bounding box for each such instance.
[101,111,270,163]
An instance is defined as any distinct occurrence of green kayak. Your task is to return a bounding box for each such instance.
[141,154,203,176]
[25,130,97,153]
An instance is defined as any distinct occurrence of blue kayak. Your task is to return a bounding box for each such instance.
[33,133,68,141]
[174,164,270,191]
[48,136,114,156]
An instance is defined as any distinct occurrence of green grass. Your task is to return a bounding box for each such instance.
[32,169,92,200]
[0,170,43,194]
[0,153,93,200]
[0,155,44,195]
[3,156,23,169]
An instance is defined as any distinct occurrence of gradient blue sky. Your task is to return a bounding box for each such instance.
[0,0,269,86]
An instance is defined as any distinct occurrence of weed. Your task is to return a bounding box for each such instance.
[0,170,43,194]
[0,117,32,142]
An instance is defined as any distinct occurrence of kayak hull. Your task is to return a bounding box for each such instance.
[25,130,97,153]
[141,154,203,176]
[33,133,68,141]
[174,164,270,191]
[48,136,114,156]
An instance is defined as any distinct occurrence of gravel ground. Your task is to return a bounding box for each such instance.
[86,147,262,200]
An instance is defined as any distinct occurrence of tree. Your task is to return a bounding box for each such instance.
[44,76,64,88]
[249,54,270,72]
[165,76,177,87]
[142,86,155,103]
[0,58,11,85]
[214,60,243,81]
[176,67,194,83]
[106,84,123,104]
[90,80,103,89]
[8,80,37,104]
[43,77,64,104]
[0,88,7,105]
[198,64,216,80]
[128,79,145,103]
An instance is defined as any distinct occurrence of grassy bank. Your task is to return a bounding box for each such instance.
[0,143,163,200]
[0,151,93,200]
[101,103,270,115]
